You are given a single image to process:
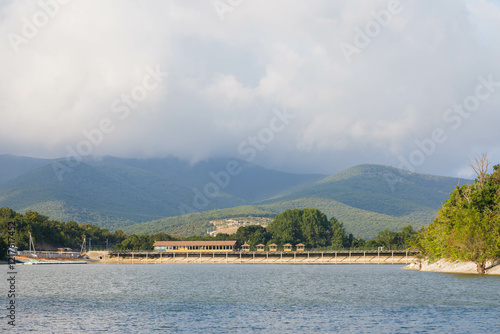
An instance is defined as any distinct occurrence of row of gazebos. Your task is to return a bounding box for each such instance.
[152,240,306,253]
[242,242,305,252]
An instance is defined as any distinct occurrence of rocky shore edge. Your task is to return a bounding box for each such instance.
[404,258,500,275]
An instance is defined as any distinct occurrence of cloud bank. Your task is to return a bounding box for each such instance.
[1,0,499,178]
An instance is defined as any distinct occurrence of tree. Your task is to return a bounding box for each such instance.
[330,217,349,249]
[414,158,500,274]
[266,208,331,248]
[115,234,151,251]
[400,225,418,245]
[372,230,399,249]
[468,153,490,188]
[234,225,271,248]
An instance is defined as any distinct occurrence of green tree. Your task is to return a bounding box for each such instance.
[330,217,349,249]
[266,208,332,248]
[375,230,400,249]
[234,225,271,248]
[365,225,417,250]
[414,159,500,274]
[0,207,130,251]
[400,225,418,246]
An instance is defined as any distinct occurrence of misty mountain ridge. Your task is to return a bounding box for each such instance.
[0,154,324,229]
[0,154,472,238]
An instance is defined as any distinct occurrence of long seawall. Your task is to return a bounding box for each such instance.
[100,250,418,265]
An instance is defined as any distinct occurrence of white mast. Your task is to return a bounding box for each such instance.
[29,232,36,255]
[80,234,87,254]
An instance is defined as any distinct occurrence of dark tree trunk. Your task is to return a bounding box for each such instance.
[476,262,486,274]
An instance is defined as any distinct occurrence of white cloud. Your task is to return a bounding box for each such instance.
[0,0,499,176]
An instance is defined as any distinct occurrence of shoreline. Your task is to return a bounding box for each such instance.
[404,258,500,275]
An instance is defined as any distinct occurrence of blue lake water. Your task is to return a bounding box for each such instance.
[8,264,500,333]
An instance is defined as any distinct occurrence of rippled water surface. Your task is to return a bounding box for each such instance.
[11,264,500,333]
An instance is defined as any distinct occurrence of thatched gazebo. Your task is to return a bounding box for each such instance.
[295,243,305,252]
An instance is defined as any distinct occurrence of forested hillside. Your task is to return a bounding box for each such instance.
[0,155,323,229]
[125,165,471,239]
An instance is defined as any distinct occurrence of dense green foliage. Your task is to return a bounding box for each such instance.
[234,209,415,250]
[259,198,431,239]
[266,209,331,248]
[234,225,272,248]
[330,217,351,248]
[413,164,500,273]
[365,225,418,249]
[0,207,126,251]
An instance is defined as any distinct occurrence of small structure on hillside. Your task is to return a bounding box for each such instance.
[295,243,305,252]
[256,244,265,252]
[242,242,250,252]
[269,243,278,252]
[283,243,293,252]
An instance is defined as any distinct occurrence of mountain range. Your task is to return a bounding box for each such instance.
[0,154,472,238]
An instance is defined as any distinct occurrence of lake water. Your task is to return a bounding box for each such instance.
[9,264,500,333]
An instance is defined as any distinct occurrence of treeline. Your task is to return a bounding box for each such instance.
[412,159,500,274]
[225,208,417,250]
[1,207,418,258]
[0,208,127,254]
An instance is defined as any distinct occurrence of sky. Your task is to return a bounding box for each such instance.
[1,0,500,178]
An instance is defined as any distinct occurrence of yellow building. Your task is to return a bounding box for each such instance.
[256,244,265,252]
[269,243,278,252]
[242,242,250,252]
[283,243,293,252]
[295,243,305,251]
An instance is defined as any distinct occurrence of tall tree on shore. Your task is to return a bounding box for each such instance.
[330,217,349,249]
[234,225,271,248]
[413,155,500,274]
[266,208,331,248]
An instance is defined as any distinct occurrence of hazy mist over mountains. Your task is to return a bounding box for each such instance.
[1,1,499,179]
[0,154,472,238]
